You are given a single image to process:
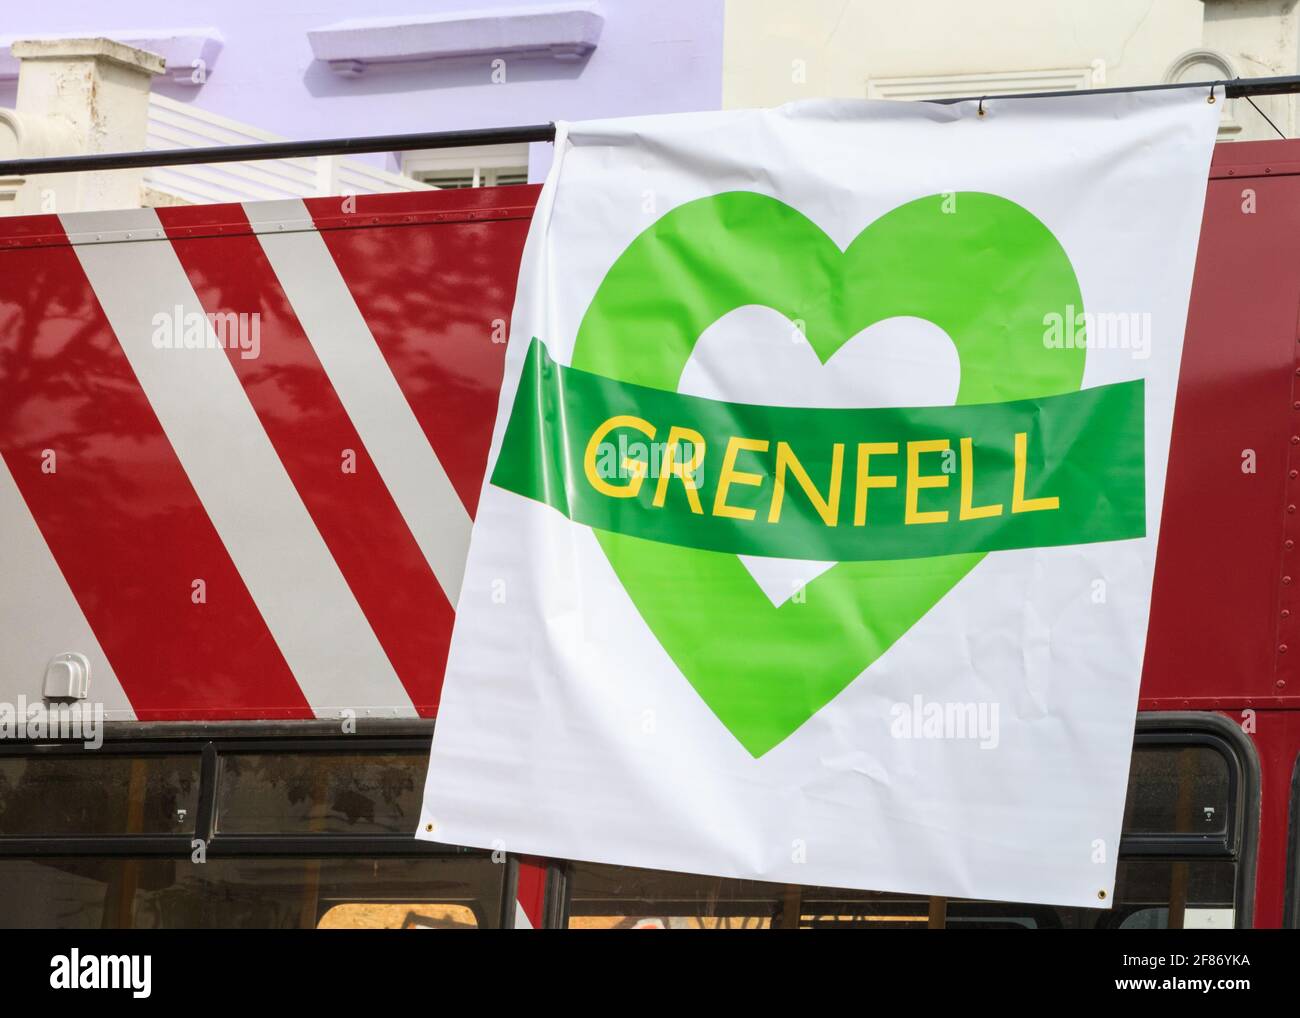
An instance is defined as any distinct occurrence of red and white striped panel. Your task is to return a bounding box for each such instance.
[0,190,535,721]
[514,857,549,930]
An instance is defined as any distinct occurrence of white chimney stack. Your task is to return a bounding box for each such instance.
[1,37,164,214]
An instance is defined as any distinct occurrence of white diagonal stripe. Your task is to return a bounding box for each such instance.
[64,208,415,718]
[0,456,136,721]
[243,199,471,605]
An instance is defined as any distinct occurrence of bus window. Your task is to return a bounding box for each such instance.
[317,903,480,929]
[0,753,200,836]
[563,724,1251,929]
[565,866,782,928]
[564,859,1239,931]
[0,856,500,929]
[0,735,506,929]
[563,864,1069,929]
[215,750,427,835]
[1122,745,1229,835]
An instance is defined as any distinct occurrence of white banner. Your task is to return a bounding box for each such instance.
[419,92,1220,907]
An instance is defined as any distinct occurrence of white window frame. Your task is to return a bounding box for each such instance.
[401,143,530,188]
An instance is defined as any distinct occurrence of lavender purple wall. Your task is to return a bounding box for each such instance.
[0,1,724,175]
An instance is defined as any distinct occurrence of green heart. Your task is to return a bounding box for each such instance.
[569,191,1085,757]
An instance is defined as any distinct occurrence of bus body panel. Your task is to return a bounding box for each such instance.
[2,144,1300,924]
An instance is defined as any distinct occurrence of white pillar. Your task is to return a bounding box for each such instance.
[2,38,164,214]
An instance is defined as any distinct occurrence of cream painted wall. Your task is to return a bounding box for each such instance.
[722,0,1298,140]
[1203,0,1300,138]
[723,1,1204,107]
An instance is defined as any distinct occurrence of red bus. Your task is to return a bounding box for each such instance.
[0,137,1297,929]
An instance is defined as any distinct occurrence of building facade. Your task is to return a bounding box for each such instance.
[1,1,1297,214]
[0,1,725,210]
[722,0,1300,142]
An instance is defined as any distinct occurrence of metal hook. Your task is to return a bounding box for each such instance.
[978,96,986,117]
[1208,83,1217,105]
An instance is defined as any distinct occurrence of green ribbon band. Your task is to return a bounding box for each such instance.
[492,337,1145,562]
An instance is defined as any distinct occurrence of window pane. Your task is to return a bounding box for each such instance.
[215,751,427,835]
[318,903,479,929]
[0,856,504,929]
[1122,745,1230,834]
[415,172,474,188]
[0,754,199,836]
[565,859,1237,930]
[1108,859,1237,929]
[564,864,1063,929]
[566,863,782,928]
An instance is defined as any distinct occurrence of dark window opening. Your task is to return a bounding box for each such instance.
[0,735,504,929]
[563,721,1253,930]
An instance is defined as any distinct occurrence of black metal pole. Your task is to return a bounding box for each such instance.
[937,73,1300,103]
[0,123,558,177]
[1,74,1297,178]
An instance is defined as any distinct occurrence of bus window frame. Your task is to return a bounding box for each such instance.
[0,720,517,929]
[552,711,1261,929]
[1130,711,1259,930]
[0,713,1263,930]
